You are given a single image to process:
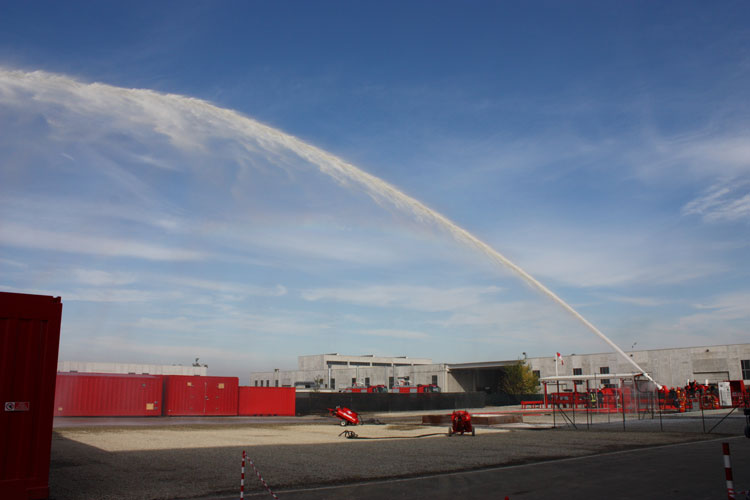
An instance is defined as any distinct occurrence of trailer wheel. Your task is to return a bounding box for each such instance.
[340,420,347,427]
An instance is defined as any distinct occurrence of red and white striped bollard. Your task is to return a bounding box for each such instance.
[240,450,246,500]
[724,442,736,500]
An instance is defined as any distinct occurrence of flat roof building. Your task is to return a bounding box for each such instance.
[250,343,750,393]
[58,361,207,376]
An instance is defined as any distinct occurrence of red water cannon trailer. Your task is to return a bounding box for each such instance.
[448,410,475,436]
[328,406,360,426]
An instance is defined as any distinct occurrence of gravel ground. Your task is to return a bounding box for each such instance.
[49,407,748,500]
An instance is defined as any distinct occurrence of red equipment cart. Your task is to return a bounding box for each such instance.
[328,406,360,426]
[448,410,475,436]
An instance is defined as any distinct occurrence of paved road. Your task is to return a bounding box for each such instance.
[241,436,750,500]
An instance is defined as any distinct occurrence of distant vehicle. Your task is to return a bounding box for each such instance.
[340,384,388,393]
[391,384,441,393]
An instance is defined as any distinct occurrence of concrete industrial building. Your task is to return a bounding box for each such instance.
[58,361,207,376]
[526,344,750,391]
[251,354,445,390]
[250,343,750,393]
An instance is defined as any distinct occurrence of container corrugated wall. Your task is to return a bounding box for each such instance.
[54,373,163,417]
[163,376,239,416]
[238,387,295,416]
[0,292,62,500]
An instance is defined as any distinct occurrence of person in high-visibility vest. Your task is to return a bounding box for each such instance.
[677,388,686,412]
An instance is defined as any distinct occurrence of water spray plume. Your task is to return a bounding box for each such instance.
[0,68,659,388]
[288,146,661,388]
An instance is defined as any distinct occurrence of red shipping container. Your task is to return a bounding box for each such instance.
[54,373,163,417]
[163,375,238,416]
[238,387,295,416]
[1,292,62,500]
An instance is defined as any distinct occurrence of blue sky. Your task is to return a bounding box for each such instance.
[1,2,749,377]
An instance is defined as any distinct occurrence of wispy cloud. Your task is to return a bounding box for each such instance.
[682,181,750,223]
[0,195,187,233]
[84,335,253,362]
[0,223,206,261]
[605,294,673,307]
[63,288,184,303]
[504,233,726,288]
[689,291,750,321]
[72,268,137,286]
[159,275,287,297]
[302,285,504,312]
[0,257,27,268]
[357,329,429,340]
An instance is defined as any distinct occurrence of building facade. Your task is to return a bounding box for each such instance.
[526,343,750,391]
[251,343,750,393]
[58,361,207,376]
[250,354,444,390]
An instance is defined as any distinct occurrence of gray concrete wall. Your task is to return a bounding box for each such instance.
[251,344,750,392]
[250,363,448,390]
[58,361,207,376]
[297,354,433,371]
[526,343,750,388]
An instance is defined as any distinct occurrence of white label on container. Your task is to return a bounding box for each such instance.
[5,402,30,412]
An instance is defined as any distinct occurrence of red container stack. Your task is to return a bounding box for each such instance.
[238,387,295,416]
[1,292,62,500]
[54,373,163,417]
[163,375,239,416]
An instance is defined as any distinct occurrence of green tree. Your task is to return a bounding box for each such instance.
[501,361,539,395]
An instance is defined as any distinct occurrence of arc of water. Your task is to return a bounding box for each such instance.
[1,68,660,388]
[266,130,661,389]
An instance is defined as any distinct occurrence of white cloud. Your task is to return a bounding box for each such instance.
[689,291,750,321]
[357,329,429,340]
[0,195,186,233]
[0,257,26,268]
[72,269,137,286]
[620,291,750,349]
[302,285,504,312]
[630,129,750,184]
[232,229,406,266]
[64,288,184,303]
[605,294,672,307]
[682,181,750,223]
[82,335,252,362]
[160,275,287,297]
[680,137,750,178]
[0,223,206,261]
[505,236,725,288]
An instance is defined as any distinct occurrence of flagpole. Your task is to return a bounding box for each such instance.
[555,354,559,378]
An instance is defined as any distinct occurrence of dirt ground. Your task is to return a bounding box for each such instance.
[49,407,747,500]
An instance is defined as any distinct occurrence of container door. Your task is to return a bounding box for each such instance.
[203,381,209,415]
[0,293,62,500]
[204,380,220,415]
